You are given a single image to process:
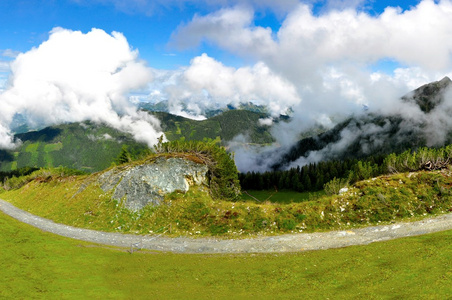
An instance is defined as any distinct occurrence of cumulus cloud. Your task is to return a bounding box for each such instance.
[168,1,452,171]
[321,0,369,12]
[170,2,452,126]
[148,53,300,118]
[0,62,9,93]
[172,1,452,88]
[175,1,452,70]
[0,61,10,73]
[170,7,276,57]
[0,28,163,149]
[1,49,20,58]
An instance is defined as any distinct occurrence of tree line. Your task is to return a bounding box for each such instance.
[239,145,452,193]
[0,167,39,183]
[239,156,385,192]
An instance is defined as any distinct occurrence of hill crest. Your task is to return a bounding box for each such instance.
[402,76,452,113]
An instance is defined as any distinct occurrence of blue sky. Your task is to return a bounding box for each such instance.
[0,0,424,69]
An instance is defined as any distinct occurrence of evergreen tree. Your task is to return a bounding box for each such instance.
[116,146,131,164]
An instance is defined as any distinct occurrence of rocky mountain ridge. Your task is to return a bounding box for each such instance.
[402,76,452,113]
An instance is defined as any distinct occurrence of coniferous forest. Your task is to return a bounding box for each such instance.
[239,145,452,193]
[239,155,385,192]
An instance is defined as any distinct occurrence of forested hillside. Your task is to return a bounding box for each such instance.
[150,110,275,144]
[139,100,269,118]
[2,77,451,180]
[271,77,452,170]
[0,122,148,172]
[240,145,452,195]
[0,110,276,172]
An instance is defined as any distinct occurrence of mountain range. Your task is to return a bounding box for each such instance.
[138,100,270,118]
[272,76,452,170]
[0,110,276,172]
[1,77,451,173]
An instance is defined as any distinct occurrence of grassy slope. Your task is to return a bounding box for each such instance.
[152,110,274,144]
[2,210,452,298]
[0,122,148,173]
[3,167,452,237]
[0,110,275,173]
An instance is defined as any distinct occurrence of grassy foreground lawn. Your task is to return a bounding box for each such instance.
[2,212,452,299]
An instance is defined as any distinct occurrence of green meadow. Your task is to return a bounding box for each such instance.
[2,210,452,299]
[239,189,325,204]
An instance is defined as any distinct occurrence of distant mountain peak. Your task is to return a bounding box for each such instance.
[402,76,452,113]
[440,76,451,84]
[138,101,269,118]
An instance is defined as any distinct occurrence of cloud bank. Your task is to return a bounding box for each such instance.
[172,1,452,72]
[148,53,300,118]
[170,0,452,109]
[0,28,163,149]
[166,0,452,170]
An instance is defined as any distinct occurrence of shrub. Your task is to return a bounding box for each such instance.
[324,177,349,195]
[115,146,132,165]
[384,145,452,173]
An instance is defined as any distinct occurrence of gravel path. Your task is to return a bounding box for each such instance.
[2,198,452,254]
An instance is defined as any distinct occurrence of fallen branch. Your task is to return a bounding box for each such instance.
[243,190,261,202]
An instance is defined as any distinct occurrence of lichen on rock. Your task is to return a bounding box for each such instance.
[98,157,208,211]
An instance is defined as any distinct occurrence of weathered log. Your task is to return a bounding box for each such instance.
[422,160,449,171]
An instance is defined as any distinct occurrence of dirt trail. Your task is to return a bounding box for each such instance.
[2,198,452,253]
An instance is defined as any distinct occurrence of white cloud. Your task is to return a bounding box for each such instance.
[149,53,301,118]
[0,28,163,149]
[170,1,452,126]
[174,1,452,70]
[171,7,276,57]
[1,49,20,58]
[0,61,10,72]
[258,117,273,126]
[322,0,369,11]
[168,1,452,170]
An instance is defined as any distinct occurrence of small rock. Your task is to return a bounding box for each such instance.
[339,187,349,194]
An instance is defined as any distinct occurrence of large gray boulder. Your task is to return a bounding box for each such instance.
[98,156,208,211]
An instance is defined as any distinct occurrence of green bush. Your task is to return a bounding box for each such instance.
[324,177,349,195]
[384,145,452,173]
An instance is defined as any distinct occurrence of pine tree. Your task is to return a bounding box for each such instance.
[116,146,131,164]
